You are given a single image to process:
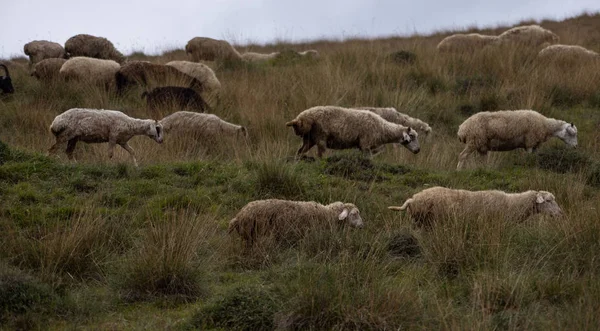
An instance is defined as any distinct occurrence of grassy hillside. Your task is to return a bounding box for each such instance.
[1,12,600,330]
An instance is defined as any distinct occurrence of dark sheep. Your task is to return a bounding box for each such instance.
[0,64,14,94]
[141,86,210,113]
[115,61,204,95]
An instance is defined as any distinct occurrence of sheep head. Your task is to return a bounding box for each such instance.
[556,122,578,148]
[338,203,364,228]
[400,127,420,154]
[148,120,164,144]
[534,191,562,217]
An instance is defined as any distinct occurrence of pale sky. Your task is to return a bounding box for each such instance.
[2,0,599,58]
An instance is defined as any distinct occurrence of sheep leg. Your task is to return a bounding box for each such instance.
[457,145,476,170]
[316,141,327,158]
[65,139,78,161]
[296,136,315,156]
[120,143,139,167]
[107,141,117,159]
[47,136,69,156]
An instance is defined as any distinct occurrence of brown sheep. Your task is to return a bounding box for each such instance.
[115,61,204,95]
[31,58,67,81]
[141,87,210,113]
[65,34,126,64]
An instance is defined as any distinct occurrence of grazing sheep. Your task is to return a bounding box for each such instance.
[159,111,247,148]
[59,57,120,87]
[356,107,432,136]
[388,186,562,226]
[436,33,498,52]
[185,37,242,62]
[23,40,66,65]
[240,51,280,63]
[141,87,210,113]
[0,64,14,94]
[31,58,67,81]
[228,199,363,248]
[65,34,125,64]
[115,61,203,95]
[165,60,221,93]
[496,25,559,47]
[299,50,320,59]
[537,44,600,62]
[48,108,163,166]
[456,110,578,170]
[286,106,420,158]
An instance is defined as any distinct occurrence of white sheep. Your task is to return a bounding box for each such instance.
[59,57,120,87]
[496,25,559,47]
[165,60,221,93]
[299,50,320,59]
[537,44,600,62]
[228,199,363,248]
[436,33,498,52]
[286,106,420,158]
[23,40,66,65]
[240,51,280,63]
[456,110,578,170]
[185,37,242,62]
[355,107,432,136]
[48,108,163,166]
[388,186,563,226]
[159,111,247,147]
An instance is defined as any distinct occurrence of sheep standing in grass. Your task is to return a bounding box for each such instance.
[65,34,126,64]
[59,57,120,87]
[185,37,242,62]
[165,61,221,93]
[240,52,280,63]
[23,40,66,65]
[142,87,210,113]
[286,106,420,158]
[356,107,432,136]
[388,186,562,226]
[456,110,577,170]
[436,33,498,52]
[115,61,203,95]
[48,108,163,166]
[31,58,67,81]
[228,199,363,248]
[538,44,600,62]
[496,25,559,47]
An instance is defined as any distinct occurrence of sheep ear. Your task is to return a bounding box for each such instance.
[338,208,349,220]
[536,193,545,204]
[403,131,410,141]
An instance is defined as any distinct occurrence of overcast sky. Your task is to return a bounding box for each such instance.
[2,0,599,58]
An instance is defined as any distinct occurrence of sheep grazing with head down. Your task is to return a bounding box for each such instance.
[389,186,562,227]
[115,61,203,95]
[355,107,432,136]
[48,108,163,166]
[537,44,600,62]
[228,199,364,248]
[23,40,67,65]
[185,37,242,62]
[59,57,120,87]
[286,106,420,158]
[142,87,210,113]
[436,33,498,52]
[31,58,67,81]
[65,34,126,64]
[496,25,559,47]
[456,110,577,170]
[165,61,221,94]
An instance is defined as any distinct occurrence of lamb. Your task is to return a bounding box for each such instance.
[388,186,562,226]
[159,111,247,147]
[165,60,221,93]
[59,57,120,87]
[115,61,203,95]
[456,110,577,170]
[64,34,126,64]
[141,87,210,113]
[48,108,163,166]
[240,51,280,63]
[185,37,242,62]
[228,199,363,248]
[537,44,600,62]
[436,33,498,52]
[496,25,559,47]
[285,106,420,158]
[0,64,14,94]
[31,58,67,81]
[355,107,432,136]
[23,40,67,65]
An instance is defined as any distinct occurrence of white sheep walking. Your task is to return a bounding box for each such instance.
[456,110,577,170]
[159,111,247,147]
[48,108,163,166]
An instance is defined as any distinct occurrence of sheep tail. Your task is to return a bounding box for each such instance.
[388,198,413,211]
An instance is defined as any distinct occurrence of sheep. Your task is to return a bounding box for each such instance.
[31,58,67,81]
[185,37,242,62]
[0,64,14,94]
[537,44,600,62]
[141,87,210,113]
[23,40,67,65]
[115,61,203,95]
[388,186,562,226]
[240,51,280,63]
[165,60,221,93]
[228,199,363,248]
[159,111,247,150]
[355,107,432,136]
[48,108,163,166]
[285,106,420,158]
[436,33,498,52]
[496,25,559,47]
[64,34,125,64]
[299,50,320,59]
[59,57,120,87]
[456,110,578,170]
